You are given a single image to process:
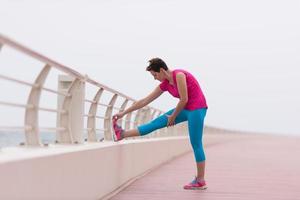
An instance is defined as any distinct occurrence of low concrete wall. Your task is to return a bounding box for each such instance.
[0,136,191,200]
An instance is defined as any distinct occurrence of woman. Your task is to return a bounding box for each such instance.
[112,58,208,190]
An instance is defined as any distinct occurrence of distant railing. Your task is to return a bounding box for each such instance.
[0,34,187,147]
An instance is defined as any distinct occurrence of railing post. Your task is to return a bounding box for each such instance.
[57,76,85,144]
[125,102,134,130]
[103,94,118,141]
[87,88,104,142]
[24,64,51,146]
[71,78,85,144]
[144,107,152,124]
[119,99,129,126]
[137,107,147,125]
[134,109,142,129]
[150,110,157,120]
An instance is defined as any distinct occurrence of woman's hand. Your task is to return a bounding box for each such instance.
[166,114,176,127]
[112,111,125,120]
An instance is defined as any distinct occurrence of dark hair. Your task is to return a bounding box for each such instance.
[146,58,168,72]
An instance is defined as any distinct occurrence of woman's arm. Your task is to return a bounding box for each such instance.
[167,72,188,126]
[113,85,163,119]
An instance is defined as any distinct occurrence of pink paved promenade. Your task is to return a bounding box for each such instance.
[109,133,300,200]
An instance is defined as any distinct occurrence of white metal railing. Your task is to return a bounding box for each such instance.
[0,34,187,147]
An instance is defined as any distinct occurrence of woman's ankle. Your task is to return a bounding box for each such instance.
[196,176,205,182]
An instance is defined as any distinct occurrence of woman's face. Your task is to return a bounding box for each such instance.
[150,70,164,82]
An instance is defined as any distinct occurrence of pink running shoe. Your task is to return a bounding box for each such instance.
[112,117,124,141]
[183,177,207,190]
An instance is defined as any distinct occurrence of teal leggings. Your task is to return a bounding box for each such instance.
[137,108,207,162]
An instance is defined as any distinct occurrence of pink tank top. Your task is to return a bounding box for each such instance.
[159,69,208,110]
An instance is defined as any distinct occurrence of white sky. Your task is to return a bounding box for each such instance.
[0,0,300,135]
